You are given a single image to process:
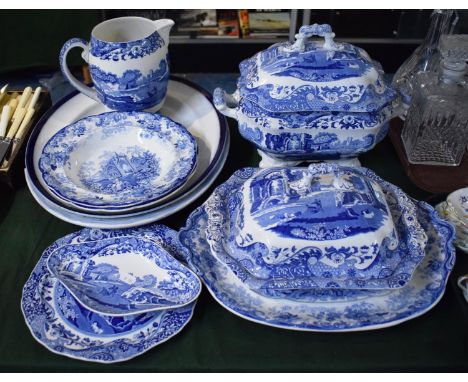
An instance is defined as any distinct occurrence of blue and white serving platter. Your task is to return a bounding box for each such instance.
[47,236,201,316]
[25,77,229,228]
[178,203,455,332]
[21,225,197,363]
[39,112,198,213]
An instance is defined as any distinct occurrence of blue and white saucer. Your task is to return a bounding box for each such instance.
[39,112,198,213]
[179,203,455,332]
[21,225,197,363]
[47,236,201,316]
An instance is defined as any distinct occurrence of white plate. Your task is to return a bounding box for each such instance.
[25,77,229,227]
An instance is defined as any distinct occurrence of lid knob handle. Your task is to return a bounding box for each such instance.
[289,23,337,52]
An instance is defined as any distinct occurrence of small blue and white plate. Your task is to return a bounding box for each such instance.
[179,202,455,332]
[21,225,197,363]
[47,236,201,316]
[38,111,198,213]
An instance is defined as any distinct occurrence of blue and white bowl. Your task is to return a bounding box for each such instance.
[38,111,198,213]
[213,23,400,167]
[47,235,201,316]
[204,164,428,292]
[21,224,197,363]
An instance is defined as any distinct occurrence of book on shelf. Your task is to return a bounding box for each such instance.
[248,9,290,37]
[238,9,250,37]
[176,9,218,36]
[217,9,240,38]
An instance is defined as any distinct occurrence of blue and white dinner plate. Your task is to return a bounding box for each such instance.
[21,225,197,363]
[39,112,198,213]
[178,203,455,332]
[47,236,201,316]
[25,77,229,228]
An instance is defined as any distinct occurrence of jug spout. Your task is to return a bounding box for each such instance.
[154,18,175,45]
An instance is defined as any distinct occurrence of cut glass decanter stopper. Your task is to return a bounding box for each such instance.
[401,34,468,166]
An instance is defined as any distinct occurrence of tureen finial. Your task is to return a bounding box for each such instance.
[288,23,338,52]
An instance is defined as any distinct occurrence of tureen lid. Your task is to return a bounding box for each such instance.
[238,24,397,113]
[232,164,398,269]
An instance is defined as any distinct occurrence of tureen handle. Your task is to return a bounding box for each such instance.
[213,88,239,119]
[289,24,337,52]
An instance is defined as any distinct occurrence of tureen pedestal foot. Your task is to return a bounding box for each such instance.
[257,150,302,168]
[258,150,361,168]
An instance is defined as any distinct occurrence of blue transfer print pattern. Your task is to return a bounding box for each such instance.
[90,32,164,61]
[178,200,455,331]
[78,147,161,195]
[239,123,376,160]
[90,57,169,111]
[48,236,201,316]
[38,111,197,211]
[21,224,197,363]
[236,24,397,113]
[203,165,428,291]
[213,89,396,162]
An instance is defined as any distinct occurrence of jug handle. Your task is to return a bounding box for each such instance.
[59,38,99,102]
[213,88,238,119]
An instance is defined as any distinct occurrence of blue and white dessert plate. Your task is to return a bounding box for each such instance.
[205,165,427,291]
[39,111,197,213]
[47,236,201,316]
[25,77,229,228]
[447,187,468,221]
[179,202,455,332]
[21,224,197,363]
[436,201,468,255]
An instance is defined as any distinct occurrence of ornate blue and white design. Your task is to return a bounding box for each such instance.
[60,18,174,112]
[235,23,397,113]
[213,23,400,165]
[436,200,468,254]
[447,187,468,220]
[47,236,201,316]
[203,165,428,291]
[213,85,397,166]
[21,224,197,363]
[89,58,169,111]
[90,32,164,61]
[26,77,230,228]
[38,111,198,212]
[178,201,455,331]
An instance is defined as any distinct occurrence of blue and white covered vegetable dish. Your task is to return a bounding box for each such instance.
[213,24,400,167]
[204,164,428,292]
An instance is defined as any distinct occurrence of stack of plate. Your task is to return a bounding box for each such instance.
[179,164,456,331]
[25,77,229,228]
[21,224,201,363]
[436,187,468,254]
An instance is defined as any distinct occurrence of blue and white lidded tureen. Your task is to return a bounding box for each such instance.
[205,164,428,291]
[214,24,400,167]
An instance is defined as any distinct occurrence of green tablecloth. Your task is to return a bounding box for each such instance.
[0,74,467,372]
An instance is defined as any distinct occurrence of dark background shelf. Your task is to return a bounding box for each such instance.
[1,9,467,74]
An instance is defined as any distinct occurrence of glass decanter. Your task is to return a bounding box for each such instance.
[392,10,458,117]
[401,34,468,166]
